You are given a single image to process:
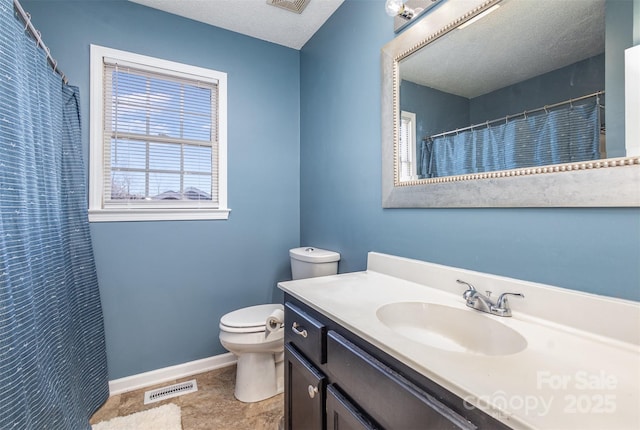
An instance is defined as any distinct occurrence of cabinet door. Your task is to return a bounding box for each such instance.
[327,331,476,430]
[285,344,326,430]
[326,385,379,430]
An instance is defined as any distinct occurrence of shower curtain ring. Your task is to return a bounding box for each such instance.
[523,110,527,119]
[23,12,31,31]
[544,105,548,113]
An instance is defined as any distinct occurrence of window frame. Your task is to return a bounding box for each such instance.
[89,44,229,222]
[399,110,417,181]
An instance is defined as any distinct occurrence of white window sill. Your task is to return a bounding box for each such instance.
[88,208,231,222]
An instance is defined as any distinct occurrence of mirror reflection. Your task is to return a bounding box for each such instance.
[397,0,616,181]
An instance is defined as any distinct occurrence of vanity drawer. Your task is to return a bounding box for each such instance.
[285,302,327,364]
[326,331,475,430]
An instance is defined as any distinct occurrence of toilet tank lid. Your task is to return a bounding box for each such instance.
[289,247,340,263]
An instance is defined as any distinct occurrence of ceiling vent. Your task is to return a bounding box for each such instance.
[266,0,311,14]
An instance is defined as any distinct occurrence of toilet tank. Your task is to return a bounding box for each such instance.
[289,247,340,280]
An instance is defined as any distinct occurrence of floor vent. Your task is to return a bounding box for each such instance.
[143,379,198,405]
[266,0,311,14]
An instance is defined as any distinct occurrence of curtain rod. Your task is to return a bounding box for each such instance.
[13,0,68,84]
[426,90,604,140]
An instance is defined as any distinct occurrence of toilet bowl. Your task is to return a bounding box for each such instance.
[219,247,340,403]
[219,303,285,403]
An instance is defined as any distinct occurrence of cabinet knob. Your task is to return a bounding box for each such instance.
[291,322,308,338]
[307,384,319,398]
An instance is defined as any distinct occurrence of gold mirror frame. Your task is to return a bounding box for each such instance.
[381,0,640,208]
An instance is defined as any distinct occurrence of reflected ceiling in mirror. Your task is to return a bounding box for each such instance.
[400,1,604,99]
[381,0,640,207]
[399,0,609,181]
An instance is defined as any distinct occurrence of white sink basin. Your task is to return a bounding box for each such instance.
[376,302,527,355]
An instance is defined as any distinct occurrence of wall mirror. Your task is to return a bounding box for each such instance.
[381,0,640,207]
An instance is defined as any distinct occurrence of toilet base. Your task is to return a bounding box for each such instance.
[275,350,284,393]
[234,352,284,403]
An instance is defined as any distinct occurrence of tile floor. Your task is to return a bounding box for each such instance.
[90,365,284,430]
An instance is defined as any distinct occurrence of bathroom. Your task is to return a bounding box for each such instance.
[0,0,638,428]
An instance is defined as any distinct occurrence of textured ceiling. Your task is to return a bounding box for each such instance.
[129,0,344,50]
[400,0,606,98]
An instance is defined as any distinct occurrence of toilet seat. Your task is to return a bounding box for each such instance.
[219,303,283,333]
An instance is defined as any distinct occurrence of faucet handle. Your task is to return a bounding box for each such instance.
[457,279,477,300]
[492,292,525,317]
[496,292,524,307]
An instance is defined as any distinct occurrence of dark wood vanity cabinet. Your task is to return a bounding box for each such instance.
[284,296,512,430]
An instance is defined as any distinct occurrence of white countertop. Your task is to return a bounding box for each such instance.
[278,253,640,430]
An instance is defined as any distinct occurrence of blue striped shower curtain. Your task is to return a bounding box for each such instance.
[419,102,601,178]
[0,0,109,428]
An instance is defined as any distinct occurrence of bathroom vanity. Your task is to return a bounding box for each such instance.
[278,253,640,430]
[283,297,507,429]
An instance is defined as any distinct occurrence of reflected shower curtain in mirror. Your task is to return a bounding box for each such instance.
[420,102,601,178]
[0,0,109,428]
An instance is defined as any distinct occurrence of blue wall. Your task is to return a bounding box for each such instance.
[20,0,640,381]
[400,80,469,141]
[606,0,634,156]
[300,1,640,301]
[470,54,605,123]
[24,0,300,379]
[636,0,640,44]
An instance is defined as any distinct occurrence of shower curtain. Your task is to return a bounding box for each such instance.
[0,0,109,428]
[419,102,601,178]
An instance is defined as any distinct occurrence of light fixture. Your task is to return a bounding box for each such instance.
[385,0,415,20]
[457,4,501,29]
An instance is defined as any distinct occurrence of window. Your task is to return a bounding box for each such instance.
[399,111,417,181]
[89,45,228,221]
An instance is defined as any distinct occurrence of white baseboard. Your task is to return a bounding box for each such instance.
[108,353,237,395]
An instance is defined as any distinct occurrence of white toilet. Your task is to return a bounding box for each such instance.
[218,247,340,403]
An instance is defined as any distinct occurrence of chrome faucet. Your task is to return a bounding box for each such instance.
[457,280,524,317]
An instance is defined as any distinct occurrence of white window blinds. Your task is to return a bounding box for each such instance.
[399,111,416,181]
[89,45,229,222]
[103,60,218,206]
